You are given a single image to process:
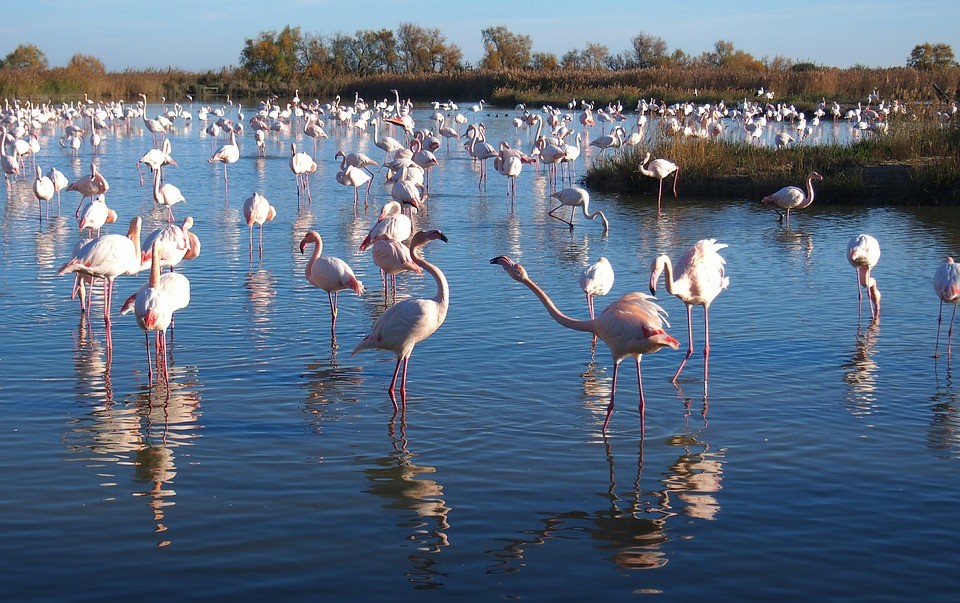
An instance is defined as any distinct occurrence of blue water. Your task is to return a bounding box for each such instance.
[1,102,958,602]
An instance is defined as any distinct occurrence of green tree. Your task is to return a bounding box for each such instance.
[699,40,762,69]
[480,26,532,70]
[581,43,610,70]
[532,51,559,71]
[239,26,304,82]
[907,43,957,69]
[396,23,462,73]
[2,43,48,70]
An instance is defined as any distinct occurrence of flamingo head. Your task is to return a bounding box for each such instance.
[649,254,668,295]
[490,255,528,283]
[410,229,448,251]
[299,230,321,254]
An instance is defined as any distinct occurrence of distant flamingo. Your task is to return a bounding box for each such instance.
[242,192,276,261]
[66,162,109,218]
[300,230,365,337]
[121,269,190,340]
[353,230,449,409]
[47,167,69,210]
[548,187,609,232]
[139,93,168,145]
[588,126,625,160]
[636,152,679,213]
[762,171,823,225]
[336,164,373,207]
[152,164,185,223]
[580,257,615,321]
[462,123,497,190]
[58,216,142,336]
[32,165,55,224]
[373,116,405,165]
[208,129,240,184]
[934,257,960,359]
[140,216,194,274]
[490,255,679,432]
[137,138,177,186]
[650,239,729,384]
[847,234,882,319]
[290,143,317,206]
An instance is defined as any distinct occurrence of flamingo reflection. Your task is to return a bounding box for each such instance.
[929,364,960,458]
[358,416,451,588]
[841,322,880,417]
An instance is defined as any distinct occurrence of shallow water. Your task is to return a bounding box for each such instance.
[1,104,959,601]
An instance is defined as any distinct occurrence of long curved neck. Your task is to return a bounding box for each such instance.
[520,276,594,334]
[657,255,678,295]
[413,245,449,314]
[637,153,653,177]
[799,175,816,208]
[305,237,321,274]
[583,207,609,231]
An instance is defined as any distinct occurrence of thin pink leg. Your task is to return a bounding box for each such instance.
[935,301,944,358]
[703,306,711,384]
[399,357,410,407]
[145,331,153,382]
[602,361,620,433]
[328,291,338,334]
[949,305,957,360]
[635,357,646,434]
[672,304,694,382]
[387,357,403,411]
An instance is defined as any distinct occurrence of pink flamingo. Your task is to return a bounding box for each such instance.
[934,257,960,359]
[491,255,679,433]
[761,171,823,225]
[140,217,193,272]
[372,238,422,303]
[353,230,449,409]
[650,239,729,385]
[77,194,118,238]
[129,242,174,383]
[847,234,882,319]
[242,192,276,261]
[32,165,55,224]
[548,187,609,232]
[636,152,679,213]
[359,201,414,251]
[152,163,185,223]
[580,257,615,345]
[300,230,365,337]
[66,162,109,218]
[58,216,142,337]
[290,143,317,206]
[208,129,239,185]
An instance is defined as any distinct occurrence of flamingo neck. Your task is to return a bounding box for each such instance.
[800,175,817,208]
[305,236,322,275]
[655,255,679,296]
[520,276,594,334]
[412,244,449,315]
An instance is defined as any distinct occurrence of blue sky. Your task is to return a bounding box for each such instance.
[3,1,957,71]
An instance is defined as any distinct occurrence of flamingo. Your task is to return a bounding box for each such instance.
[32,165,55,224]
[121,268,190,340]
[77,194,118,238]
[650,239,729,384]
[139,93,168,145]
[761,171,823,225]
[372,238,422,302]
[490,255,679,433]
[127,241,174,383]
[636,152,679,213]
[66,162,109,218]
[548,187,609,232]
[242,192,276,261]
[0,126,21,182]
[588,125,625,160]
[137,138,177,186]
[208,129,240,184]
[335,149,375,199]
[58,216,142,334]
[934,257,960,359]
[152,164,185,223]
[290,143,317,206]
[359,201,414,251]
[139,216,194,272]
[336,165,373,207]
[373,116,405,165]
[462,123,497,190]
[580,257,615,321]
[47,166,69,210]
[353,230,449,409]
[847,234,882,319]
[300,230,365,337]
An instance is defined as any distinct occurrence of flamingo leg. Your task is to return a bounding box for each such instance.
[328,291,338,334]
[248,226,254,261]
[387,357,403,411]
[547,204,573,228]
[145,331,153,382]
[855,268,863,318]
[635,356,646,435]
[703,306,712,385]
[657,179,664,213]
[949,304,957,360]
[258,224,264,260]
[935,300,944,358]
[672,303,695,382]
[602,360,620,433]
[399,357,409,407]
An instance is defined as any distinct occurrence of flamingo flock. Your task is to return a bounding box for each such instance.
[0,89,949,426]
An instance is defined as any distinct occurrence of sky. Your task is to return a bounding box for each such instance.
[2,1,957,72]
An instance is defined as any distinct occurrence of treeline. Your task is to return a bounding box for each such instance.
[0,26,957,108]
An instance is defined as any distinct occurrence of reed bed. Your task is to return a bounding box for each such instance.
[586,118,960,205]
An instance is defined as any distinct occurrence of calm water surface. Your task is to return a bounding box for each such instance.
[1,104,959,601]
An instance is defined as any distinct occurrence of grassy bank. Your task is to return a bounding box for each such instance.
[584,119,960,206]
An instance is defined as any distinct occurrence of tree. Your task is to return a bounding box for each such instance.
[628,32,667,68]
[396,23,462,73]
[532,52,559,71]
[239,26,304,82]
[67,53,106,74]
[907,43,957,69]
[2,43,48,70]
[581,43,610,70]
[698,40,762,70]
[480,26,532,70]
